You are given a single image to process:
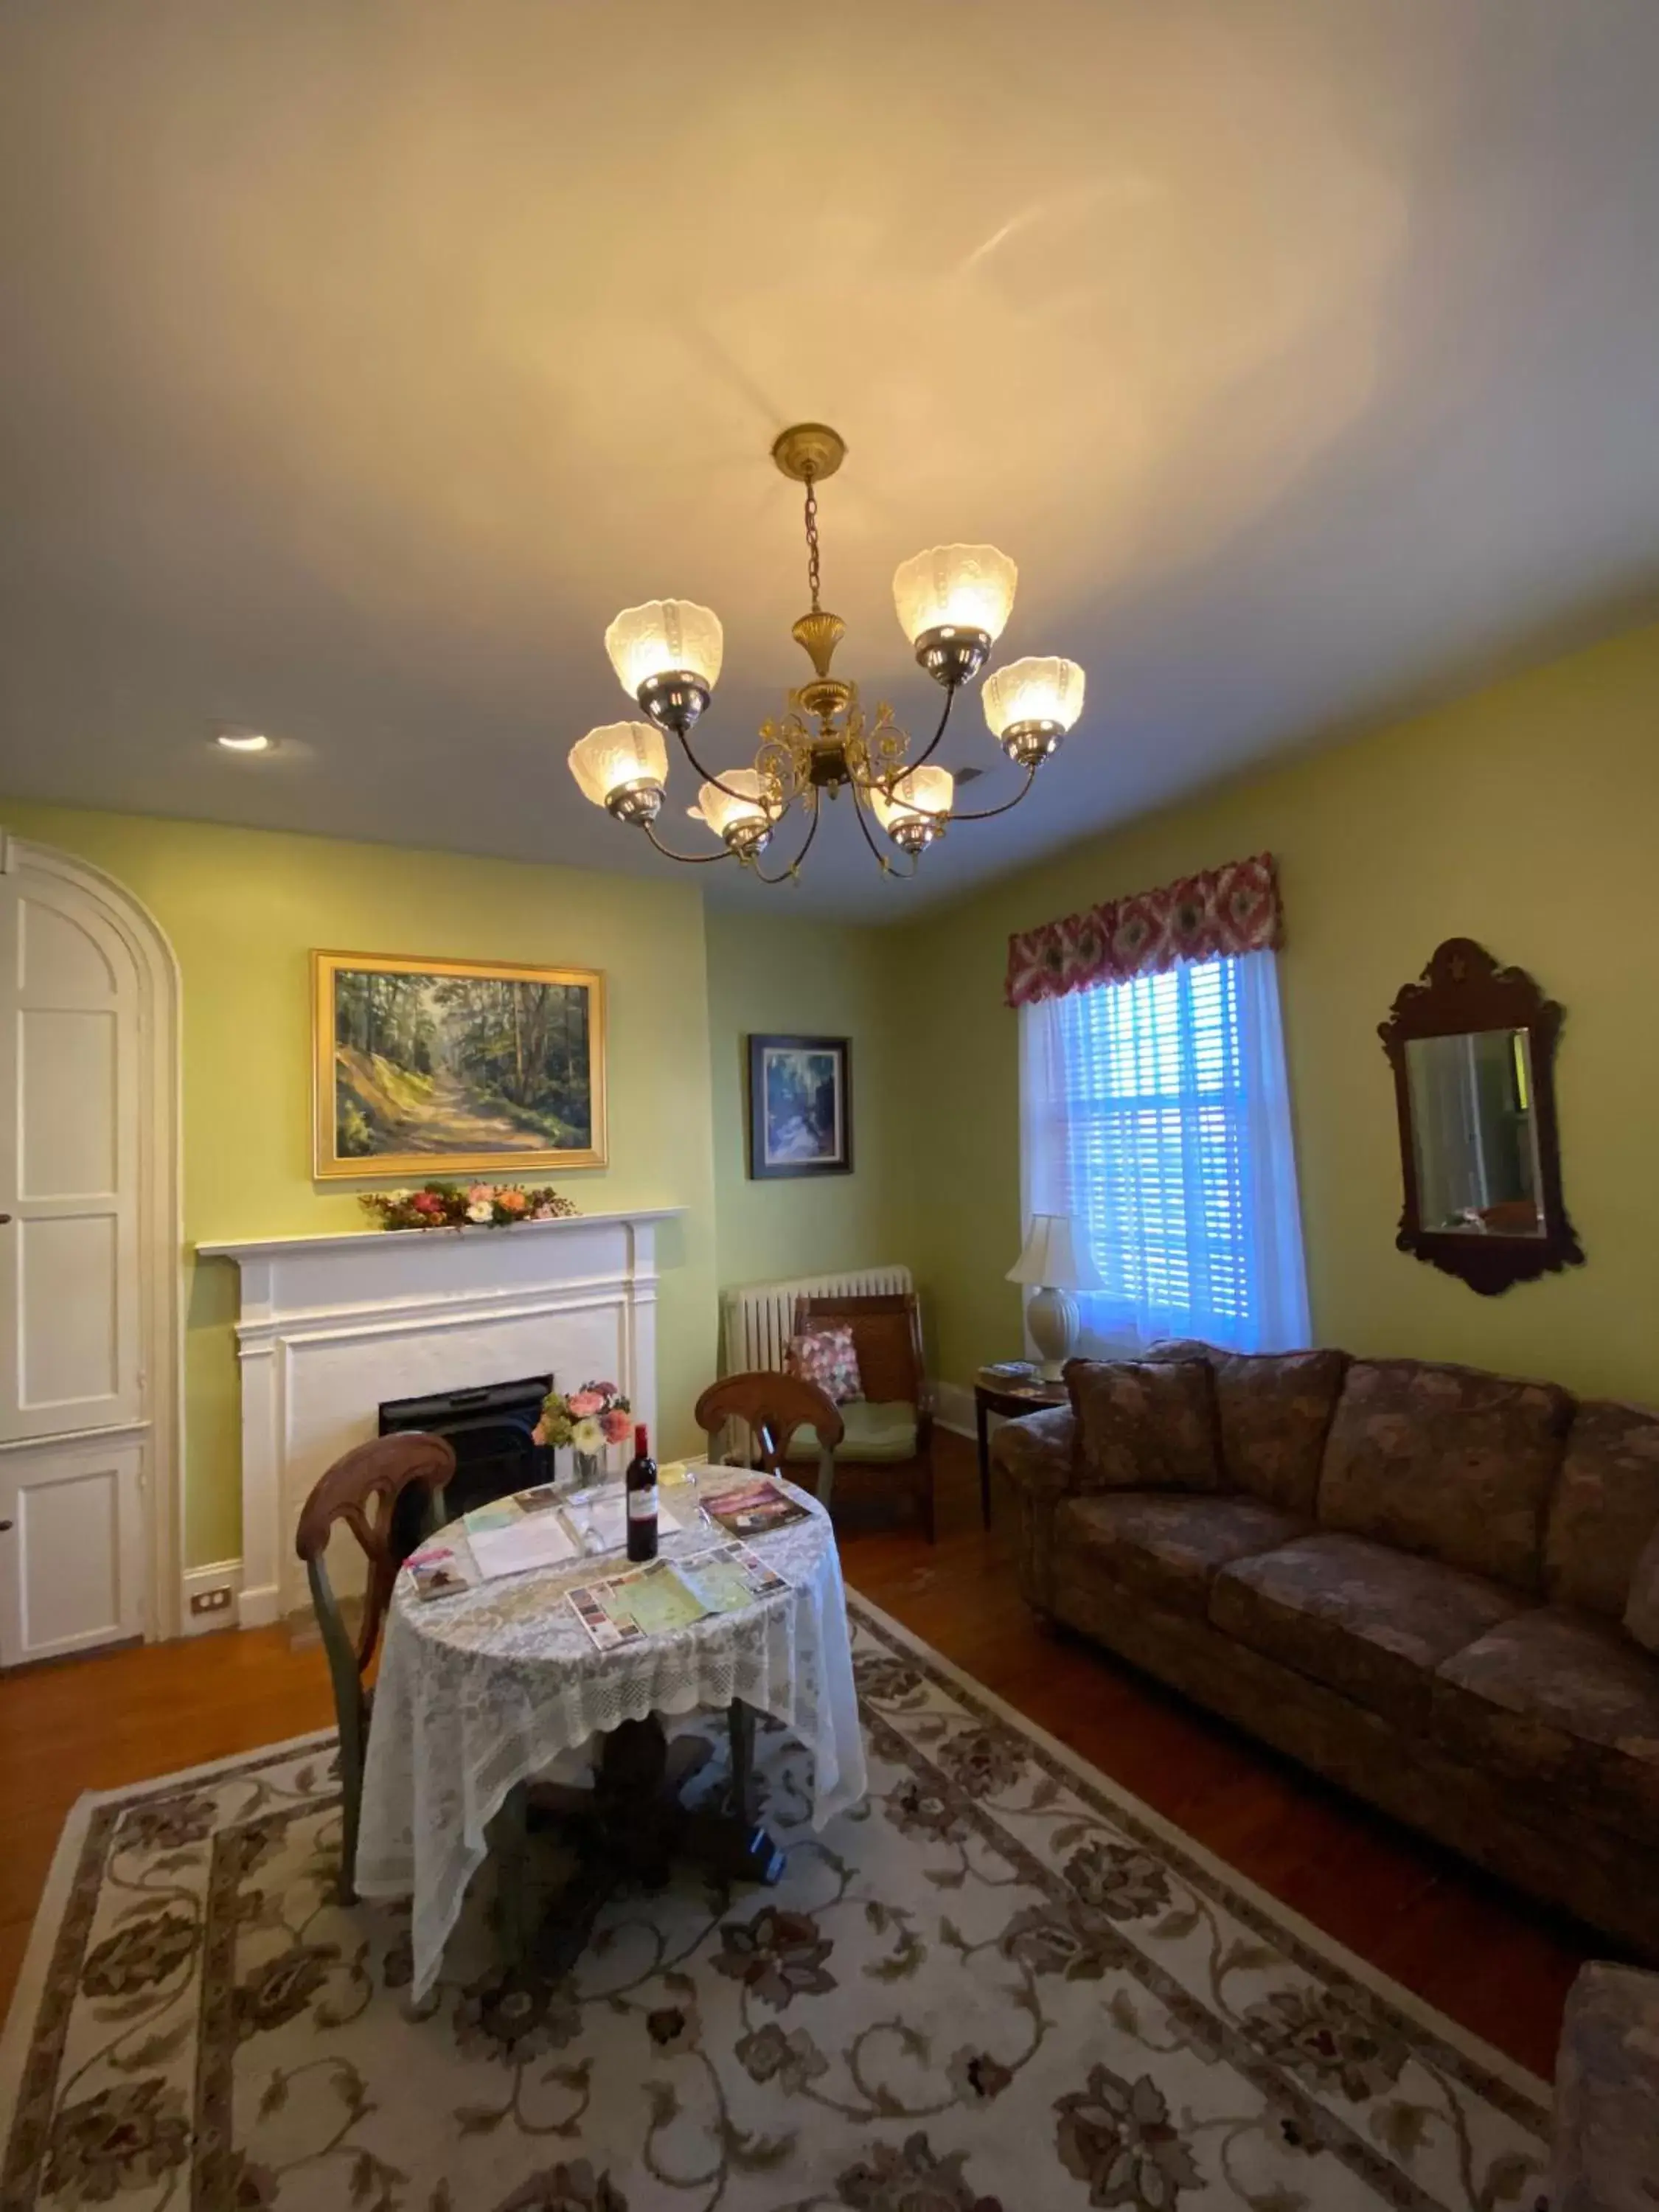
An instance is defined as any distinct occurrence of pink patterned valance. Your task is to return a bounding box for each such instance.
[1004,852,1282,1009]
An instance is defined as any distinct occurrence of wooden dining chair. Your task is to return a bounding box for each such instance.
[792,1290,936,1540]
[694,1371,844,1505]
[294,1430,456,1902]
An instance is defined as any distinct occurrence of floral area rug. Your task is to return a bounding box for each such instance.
[0,1594,1551,2212]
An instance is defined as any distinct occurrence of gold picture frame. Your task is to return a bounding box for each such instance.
[312,950,608,1180]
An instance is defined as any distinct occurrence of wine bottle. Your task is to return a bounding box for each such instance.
[625,1422,658,1562]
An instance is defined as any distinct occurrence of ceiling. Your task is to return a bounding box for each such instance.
[4,0,1658,920]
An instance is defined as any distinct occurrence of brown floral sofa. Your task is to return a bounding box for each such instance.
[995,1345,1659,1956]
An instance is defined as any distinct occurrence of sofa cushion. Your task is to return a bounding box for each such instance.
[1545,1399,1659,1621]
[1063,1357,1222,1494]
[1316,1358,1571,1587]
[1210,1349,1350,1516]
[1625,1523,1659,1655]
[1209,1531,1526,1732]
[1431,1607,1659,1846]
[1054,1492,1310,1621]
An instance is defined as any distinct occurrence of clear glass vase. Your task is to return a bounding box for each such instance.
[571,1448,603,1491]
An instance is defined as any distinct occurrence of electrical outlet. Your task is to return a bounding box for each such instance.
[190,1585,233,1616]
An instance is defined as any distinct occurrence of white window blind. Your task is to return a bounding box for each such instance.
[1020,948,1310,1354]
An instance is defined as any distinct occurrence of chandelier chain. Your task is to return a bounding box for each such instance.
[803,467,821,612]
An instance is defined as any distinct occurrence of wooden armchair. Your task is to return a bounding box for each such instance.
[793,1291,935,1540]
[694,1371,844,1504]
[295,1430,456,1901]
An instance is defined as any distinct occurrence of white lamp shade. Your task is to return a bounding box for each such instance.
[983,655,1085,739]
[891,544,1018,645]
[870,765,954,837]
[568,721,669,807]
[695,767,771,839]
[1006,1212,1099,1290]
[604,599,724,696]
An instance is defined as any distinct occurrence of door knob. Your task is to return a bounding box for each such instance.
[0,1214,11,1224]
[0,1520,12,1533]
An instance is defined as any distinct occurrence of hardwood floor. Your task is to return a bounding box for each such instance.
[0,1432,1593,2080]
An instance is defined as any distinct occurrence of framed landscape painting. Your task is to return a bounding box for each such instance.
[747,1034,852,1180]
[313,952,607,1178]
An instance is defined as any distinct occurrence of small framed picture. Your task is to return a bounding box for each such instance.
[747,1034,852,1180]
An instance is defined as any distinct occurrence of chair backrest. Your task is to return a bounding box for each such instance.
[295,1430,456,1676]
[794,1291,927,1411]
[695,1371,844,1481]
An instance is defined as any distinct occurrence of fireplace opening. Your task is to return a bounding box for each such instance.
[379,1373,554,1524]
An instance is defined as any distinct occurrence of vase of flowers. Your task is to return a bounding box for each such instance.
[535,1379,632,1487]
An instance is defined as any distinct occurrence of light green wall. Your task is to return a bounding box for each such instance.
[897,616,1659,1409]
[704,911,914,1307]
[13,611,1659,1571]
[0,804,719,1565]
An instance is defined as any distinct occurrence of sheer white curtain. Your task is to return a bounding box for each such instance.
[1018,948,1310,1354]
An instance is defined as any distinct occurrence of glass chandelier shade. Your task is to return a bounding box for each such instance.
[891,544,1018,648]
[568,720,669,813]
[982,655,1086,743]
[871,765,954,852]
[604,599,725,698]
[695,767,772,852]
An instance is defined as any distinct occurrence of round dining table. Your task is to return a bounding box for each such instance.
[354,1477,867,2001]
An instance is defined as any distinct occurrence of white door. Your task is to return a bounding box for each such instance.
[0,867,147,1664]
[0,1435,145,1664]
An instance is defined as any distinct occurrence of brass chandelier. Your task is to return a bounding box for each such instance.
[568,423,1087,880]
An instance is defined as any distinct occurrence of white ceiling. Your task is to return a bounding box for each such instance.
[3,0,1658,920]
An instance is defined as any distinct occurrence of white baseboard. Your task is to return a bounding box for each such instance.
[179,1559,243,1636]
[935,1380,975,1439]
[238,1579,282,1630]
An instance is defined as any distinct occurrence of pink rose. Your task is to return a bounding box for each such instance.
[467,1183,493,1204]
[496,1189,529,1214]
[600,1408,631,1445]
[532,1419,548,1447]
[588,1381,619,1401]
[567,1390,603,1419]
[411,1192,443,1214]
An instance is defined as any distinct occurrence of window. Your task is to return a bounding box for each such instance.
[1020,948,1310,1353]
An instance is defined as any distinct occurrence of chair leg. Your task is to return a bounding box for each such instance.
[728,1698,755,1824]
[491,1782,533,1964]
[337,1721,363,1905]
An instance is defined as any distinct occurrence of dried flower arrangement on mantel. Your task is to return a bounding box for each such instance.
[358,1180,580,1232]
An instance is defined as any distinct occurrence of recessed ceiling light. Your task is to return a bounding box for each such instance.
[215,728,272,754]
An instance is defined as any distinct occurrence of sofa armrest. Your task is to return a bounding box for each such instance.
[992,1406,1078,1501]
[1552,1961,1659,2212]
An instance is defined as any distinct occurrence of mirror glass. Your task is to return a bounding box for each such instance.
[1404,1029,1545,1237]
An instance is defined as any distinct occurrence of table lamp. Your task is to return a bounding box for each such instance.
[1006,1213,1098,1380]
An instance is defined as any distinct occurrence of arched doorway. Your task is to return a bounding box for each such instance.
[0,832,183,1663]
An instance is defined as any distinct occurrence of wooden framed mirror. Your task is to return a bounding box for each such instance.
[1379,938,1583,1295]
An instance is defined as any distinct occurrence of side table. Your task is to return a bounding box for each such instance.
[973,1367,1068,1528]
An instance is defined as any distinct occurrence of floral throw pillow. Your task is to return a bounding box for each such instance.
[787,1326,863,1405]
[1064,1356,1222,1493]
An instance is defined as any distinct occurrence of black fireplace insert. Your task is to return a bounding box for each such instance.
[378,1373,554,1521]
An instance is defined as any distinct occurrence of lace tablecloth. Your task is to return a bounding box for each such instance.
[355,1481,867,2000]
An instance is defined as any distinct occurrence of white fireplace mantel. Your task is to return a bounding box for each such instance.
[199,1208,684,1626]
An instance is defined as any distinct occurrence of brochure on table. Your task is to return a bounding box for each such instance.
[566,1542,791,1652]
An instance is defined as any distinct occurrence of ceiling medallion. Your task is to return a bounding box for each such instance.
[568,423,1087,881]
